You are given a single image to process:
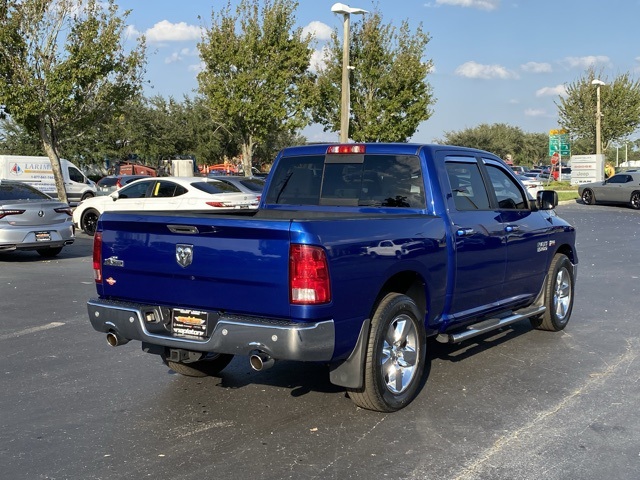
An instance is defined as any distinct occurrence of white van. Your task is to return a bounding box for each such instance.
[0,155,97,203]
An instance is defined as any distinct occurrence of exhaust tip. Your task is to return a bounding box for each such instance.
[250,351,275,371]
[106,331,128,347]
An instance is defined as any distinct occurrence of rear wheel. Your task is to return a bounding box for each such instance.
[81,192,95,201]
[530,253,574,331]
[630,191,640,210]
[81,208,99,236]
[581,189,594,205]
[347,293,426,412]
[162,352,234,377]
[36,247,63,258]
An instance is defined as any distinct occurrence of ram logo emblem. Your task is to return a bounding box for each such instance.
[176,244,194,268]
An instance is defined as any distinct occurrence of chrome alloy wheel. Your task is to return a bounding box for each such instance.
[381,314,419,394]
[553,266,572,322]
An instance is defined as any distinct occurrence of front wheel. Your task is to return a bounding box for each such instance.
[81,208,99,236]
[162,352,234,377]
[530,254,575,331]
[581,189,594,205]
[347,293,426,412]
[630,191,640,210]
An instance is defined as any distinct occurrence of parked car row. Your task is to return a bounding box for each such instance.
[72,176,264,236]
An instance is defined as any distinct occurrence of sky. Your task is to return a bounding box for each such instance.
[116,0,640,144]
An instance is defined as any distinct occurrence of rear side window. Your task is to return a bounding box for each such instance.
[266,154,424,208]
[0,182,50,200]
[446,162,490,211]
[151,181,188,198]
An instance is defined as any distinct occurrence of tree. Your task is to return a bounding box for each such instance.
[312,11,434,142]
[0,0,146,202]
[198,0,313,177]
[438,123,549,166]
[556,68,640,155]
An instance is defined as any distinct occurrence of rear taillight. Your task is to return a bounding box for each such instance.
[93,232,103,283]
[54,207,73,216]
[289,244,331,305]
[0,209,25,219]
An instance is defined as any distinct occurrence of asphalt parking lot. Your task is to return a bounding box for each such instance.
[1,202,639,480]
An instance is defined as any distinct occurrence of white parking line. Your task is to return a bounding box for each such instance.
[0,322,65,341]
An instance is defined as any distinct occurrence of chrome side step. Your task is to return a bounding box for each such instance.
[436,305,546,344]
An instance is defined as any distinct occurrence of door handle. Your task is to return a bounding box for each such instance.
[456,228,475,237]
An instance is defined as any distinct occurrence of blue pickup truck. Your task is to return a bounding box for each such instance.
[88,143,577,412]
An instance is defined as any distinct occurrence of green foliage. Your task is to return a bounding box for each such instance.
[0,0,146,201]
[438,123,549,166]
[556,67,640,153]
[312,11,434,142]
[198,0,313,175]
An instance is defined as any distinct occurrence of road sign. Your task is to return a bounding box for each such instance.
[551,152,560,165]
[549,129,570,156]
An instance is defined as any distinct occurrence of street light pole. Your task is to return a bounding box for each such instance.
[331,3,367,143]
[592,79,606,156]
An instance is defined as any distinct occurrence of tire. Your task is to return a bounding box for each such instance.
[81,192,95,201]
[630,191,640,210]
[530,254,575,332]
[36,247,63,258]
[81,208,100,236]
[581,189,594,205]
[347,293,426,412]
[162,352,234,378]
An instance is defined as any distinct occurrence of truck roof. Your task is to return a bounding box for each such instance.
[279,143,496,159]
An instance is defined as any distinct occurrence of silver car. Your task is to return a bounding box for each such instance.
[578,172,640,210]
[0,180,75,257]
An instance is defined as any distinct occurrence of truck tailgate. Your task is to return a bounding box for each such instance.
[96,212,292,318]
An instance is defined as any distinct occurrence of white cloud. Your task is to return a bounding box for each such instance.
[303,21,333,41]
[310,46,331,73]
[521,62,552,73]
[536,84,567,97]
[164,48,198,65]
[524,108,547,117]
[125,25,141,40]
[188,62,205,74]
[435,0,500,11]
[145,20,202,43]
[563,55,610,69]
[454,61,518,79]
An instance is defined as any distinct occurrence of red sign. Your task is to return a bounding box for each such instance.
[550,152,560,165]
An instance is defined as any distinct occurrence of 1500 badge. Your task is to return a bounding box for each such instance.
[104,256,124,267]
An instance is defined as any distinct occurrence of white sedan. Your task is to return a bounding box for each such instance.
[73,176,260,235]
[517,174,544,199]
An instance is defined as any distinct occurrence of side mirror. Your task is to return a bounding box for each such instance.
[536,190,558,210]
[110,191,120,201]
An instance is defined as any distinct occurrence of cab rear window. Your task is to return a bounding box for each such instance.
[266,154,424,208]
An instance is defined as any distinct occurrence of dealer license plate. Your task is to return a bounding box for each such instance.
[35,231,51,242]
[172,308,208,338]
